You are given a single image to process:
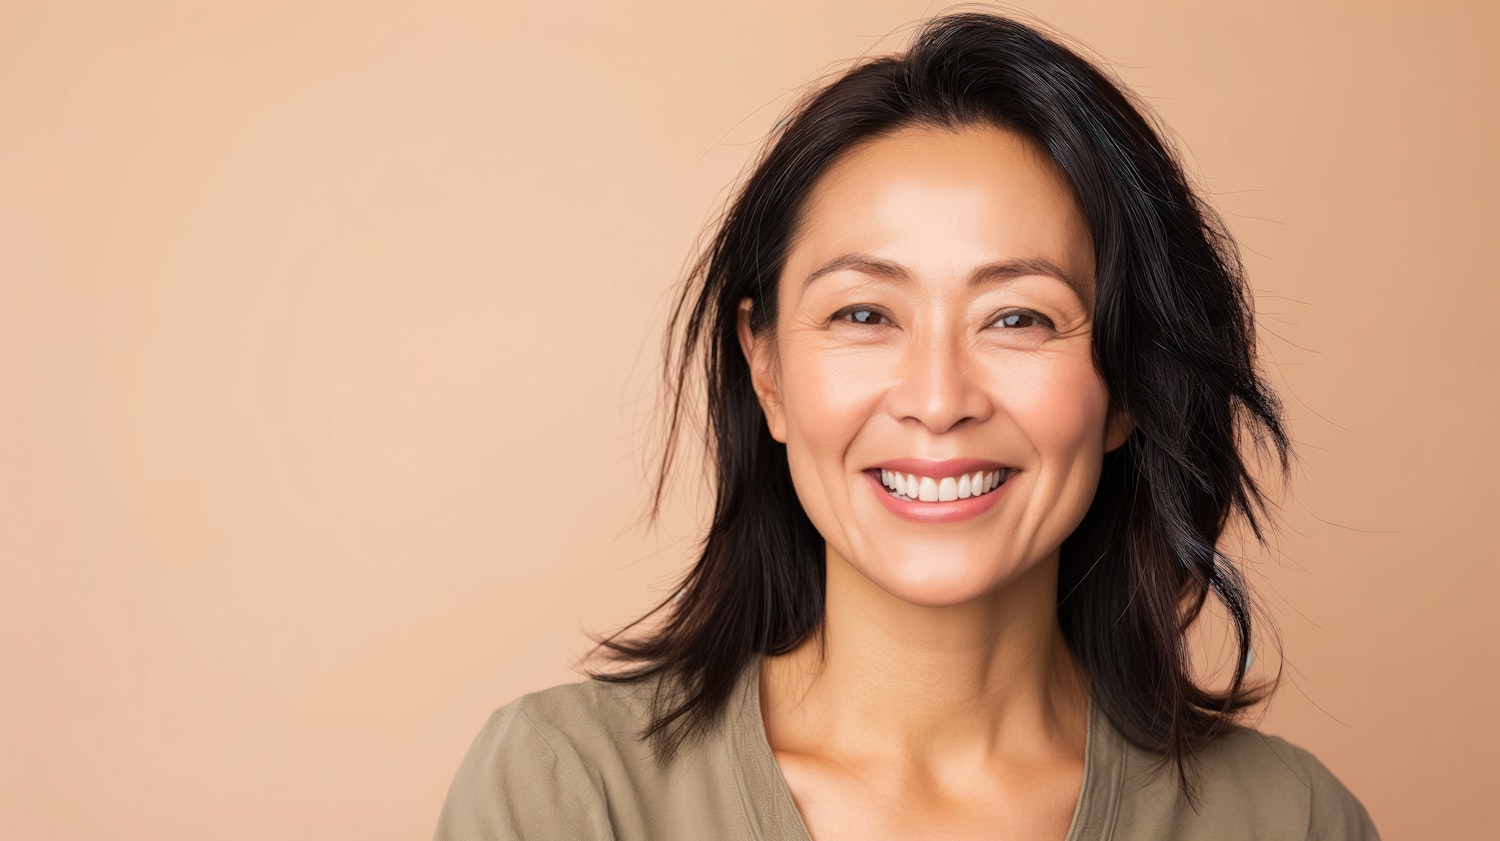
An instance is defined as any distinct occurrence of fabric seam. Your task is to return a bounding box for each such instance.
[517,704,614,839]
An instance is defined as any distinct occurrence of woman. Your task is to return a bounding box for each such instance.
[434,11,1380,840]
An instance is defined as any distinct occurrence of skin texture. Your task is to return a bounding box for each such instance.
[735,123,1132,840]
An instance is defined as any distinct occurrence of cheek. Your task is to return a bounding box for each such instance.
[998,355,1113,540]
[774,347,882,535]
[997,351,1113,539]
[997,355,1111,448]
[779,346,883,441]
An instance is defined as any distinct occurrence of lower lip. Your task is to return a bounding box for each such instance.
[863,470,1011,524]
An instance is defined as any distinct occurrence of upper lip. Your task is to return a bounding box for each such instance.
[868,458,1013,478]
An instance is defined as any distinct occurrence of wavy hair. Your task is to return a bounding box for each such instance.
[584,10,1292,795]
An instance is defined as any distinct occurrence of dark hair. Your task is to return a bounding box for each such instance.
[585,10,1291,795]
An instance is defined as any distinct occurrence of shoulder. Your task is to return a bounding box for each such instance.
[1217,731,1381,840]
[494,672,658,757]
[432,676,657,841]
[1114,725,1382,840]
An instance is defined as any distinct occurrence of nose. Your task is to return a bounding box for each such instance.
[885,327,994,434]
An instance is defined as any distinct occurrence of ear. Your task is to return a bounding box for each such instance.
[736,298,787,443]
[1104,402,1133,453]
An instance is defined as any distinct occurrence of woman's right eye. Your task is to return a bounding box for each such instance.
[832,306,890,326]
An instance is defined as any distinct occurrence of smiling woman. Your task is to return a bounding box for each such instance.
[433,11,1380,841]
[750,125,1124,608]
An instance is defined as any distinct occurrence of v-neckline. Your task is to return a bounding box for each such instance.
[725,654,1125,841]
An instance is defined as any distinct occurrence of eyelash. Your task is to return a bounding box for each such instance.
[829,306,1054,331]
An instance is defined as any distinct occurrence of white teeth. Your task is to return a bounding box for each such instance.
[878,467,1010,502]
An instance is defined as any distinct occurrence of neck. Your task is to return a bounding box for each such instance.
[761,544,1089,768]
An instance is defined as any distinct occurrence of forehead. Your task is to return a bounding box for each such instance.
[785,123,1095,301]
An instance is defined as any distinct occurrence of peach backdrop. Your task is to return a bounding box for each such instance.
[2,1,1494,838]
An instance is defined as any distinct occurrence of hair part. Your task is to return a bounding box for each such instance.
[583,10,1292,802]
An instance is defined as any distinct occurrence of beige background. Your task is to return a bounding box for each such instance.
[2,0,1495,837]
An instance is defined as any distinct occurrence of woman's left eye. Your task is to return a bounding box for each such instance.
[993,310,1053,329]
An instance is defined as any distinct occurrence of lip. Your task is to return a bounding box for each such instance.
[867,457,1011,477]
[862,467,1014,524]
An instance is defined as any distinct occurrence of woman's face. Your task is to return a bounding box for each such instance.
[737,123,1131,608]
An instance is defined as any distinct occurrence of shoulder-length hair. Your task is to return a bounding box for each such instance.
[585,10,1291,792]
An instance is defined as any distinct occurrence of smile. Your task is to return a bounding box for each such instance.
[861,467,1015,525]
[877,468,1011,503]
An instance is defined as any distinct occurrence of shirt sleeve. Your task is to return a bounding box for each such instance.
[1291,744,1382,841]
[432,701,615,841]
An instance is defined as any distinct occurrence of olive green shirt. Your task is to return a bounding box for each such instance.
[433,657,1380,840]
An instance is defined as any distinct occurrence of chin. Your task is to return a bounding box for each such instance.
[866,554,1026,609]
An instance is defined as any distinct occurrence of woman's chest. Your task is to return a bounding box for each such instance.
[773,749,1083,841]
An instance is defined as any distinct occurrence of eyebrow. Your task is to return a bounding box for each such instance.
[802,253,1083,297]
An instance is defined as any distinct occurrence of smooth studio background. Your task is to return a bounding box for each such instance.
[3,1,1494,838]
